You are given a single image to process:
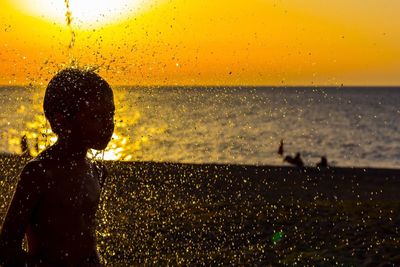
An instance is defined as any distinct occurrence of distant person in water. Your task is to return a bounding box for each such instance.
[316,156,328,168]
[20,135,30,157]
[0,68,115,266]
[34,137,40,155]
[284,152,304,167]
[277,139,284,157]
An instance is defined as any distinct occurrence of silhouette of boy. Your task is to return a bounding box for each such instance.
[0,68,115,266]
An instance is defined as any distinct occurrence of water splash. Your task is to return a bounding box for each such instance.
[64,0,76,49]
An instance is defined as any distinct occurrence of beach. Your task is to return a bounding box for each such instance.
[1,154,399,266]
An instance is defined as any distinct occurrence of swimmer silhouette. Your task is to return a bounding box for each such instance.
[277,139,284,156]
[284,152,304,167]
[316,156,328,168]
[0,68,115,267]
[20,135,29,157]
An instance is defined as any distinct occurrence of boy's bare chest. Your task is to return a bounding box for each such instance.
[43,166,101,215]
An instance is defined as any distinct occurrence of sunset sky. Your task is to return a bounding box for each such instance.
[0,0,399,86]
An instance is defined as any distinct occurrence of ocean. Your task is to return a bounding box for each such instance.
[1,86,399,168]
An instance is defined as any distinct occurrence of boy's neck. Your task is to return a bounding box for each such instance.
[55,137,88,161]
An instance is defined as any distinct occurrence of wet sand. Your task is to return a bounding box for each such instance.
[1,154,400,266]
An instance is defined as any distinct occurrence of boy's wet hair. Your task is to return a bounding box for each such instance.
[44,68,112,135]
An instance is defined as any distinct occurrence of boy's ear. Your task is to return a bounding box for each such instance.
[52,112,73,136]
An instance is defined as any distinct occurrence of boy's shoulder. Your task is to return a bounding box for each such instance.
[31,146,67,169]
[18,159,55,193]
[28,151,60,173]
[21,147,62,182]
[34,146,58,162]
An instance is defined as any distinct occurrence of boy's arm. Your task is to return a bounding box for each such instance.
[0,161,44,266]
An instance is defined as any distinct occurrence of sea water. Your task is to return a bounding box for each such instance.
[1,86,399,168]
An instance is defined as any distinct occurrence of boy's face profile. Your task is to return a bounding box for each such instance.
[73,91,115,150]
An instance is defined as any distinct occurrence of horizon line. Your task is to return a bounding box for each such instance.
[1,84,400,89]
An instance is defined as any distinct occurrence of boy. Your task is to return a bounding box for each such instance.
[0,68,115,266]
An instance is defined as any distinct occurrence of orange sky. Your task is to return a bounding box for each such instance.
[1,0,400,86]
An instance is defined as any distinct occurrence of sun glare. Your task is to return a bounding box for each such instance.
[12,0,150,28]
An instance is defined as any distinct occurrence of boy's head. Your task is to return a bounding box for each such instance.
[44,68,115,150]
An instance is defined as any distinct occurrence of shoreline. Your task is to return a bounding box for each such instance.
[2,153,399,202]
[2,152,400,172]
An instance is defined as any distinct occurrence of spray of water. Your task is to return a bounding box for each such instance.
[64,0,76,49]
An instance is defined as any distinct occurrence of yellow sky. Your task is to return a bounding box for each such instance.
[0,0,399,86]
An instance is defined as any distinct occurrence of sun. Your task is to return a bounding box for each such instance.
[12,0,151,28]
